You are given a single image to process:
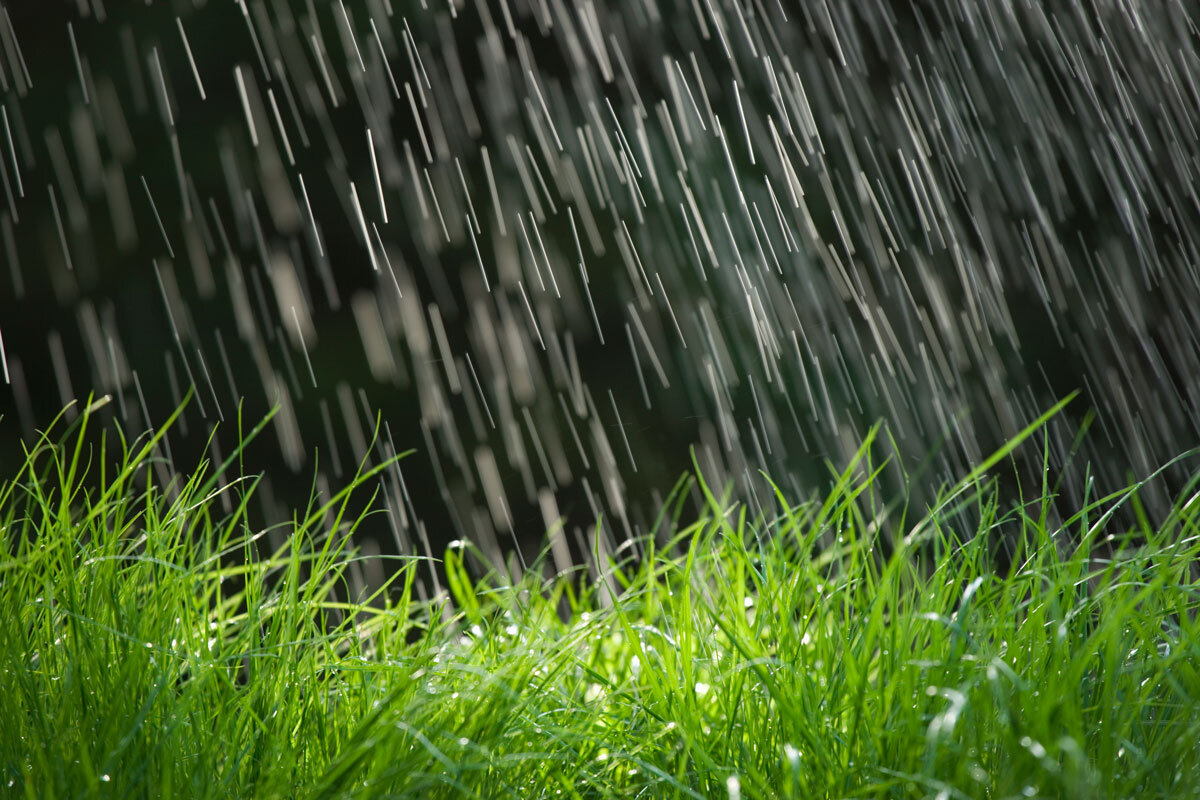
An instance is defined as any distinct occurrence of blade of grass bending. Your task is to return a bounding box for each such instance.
[905,392,1078,548]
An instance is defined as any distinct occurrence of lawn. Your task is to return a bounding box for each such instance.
[2,397,1198,798]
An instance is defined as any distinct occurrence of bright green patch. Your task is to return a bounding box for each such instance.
[2,399,1199,798]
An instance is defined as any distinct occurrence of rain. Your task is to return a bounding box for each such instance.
[1,0,1198,598]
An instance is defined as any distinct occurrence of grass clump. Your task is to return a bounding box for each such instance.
[2,399,1199,799]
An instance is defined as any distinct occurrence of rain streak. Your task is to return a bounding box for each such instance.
[1,0,1198,593]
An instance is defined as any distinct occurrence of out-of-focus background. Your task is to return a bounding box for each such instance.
[2,0,1198,584]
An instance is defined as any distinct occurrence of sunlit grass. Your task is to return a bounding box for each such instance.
[2,398,1199,798]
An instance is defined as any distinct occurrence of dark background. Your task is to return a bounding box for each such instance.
[2,0,1198,589]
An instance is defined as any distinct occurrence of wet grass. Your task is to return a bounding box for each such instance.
[2,398,1199,799]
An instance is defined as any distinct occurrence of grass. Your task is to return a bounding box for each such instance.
[2,397,1199,799]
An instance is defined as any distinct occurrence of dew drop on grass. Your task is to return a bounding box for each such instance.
[1020,736,1047,759]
